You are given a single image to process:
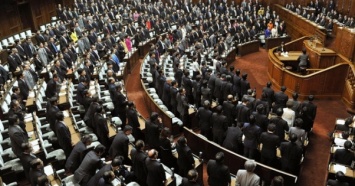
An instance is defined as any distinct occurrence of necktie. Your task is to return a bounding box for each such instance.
[52,43,58,53]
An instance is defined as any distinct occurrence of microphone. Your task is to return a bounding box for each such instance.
[199,151,203,162]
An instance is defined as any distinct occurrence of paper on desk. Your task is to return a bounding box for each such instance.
[111,178,121,186]
[334,138,346,146]
[44,165,54,176]
[58,92,66,96]
[336,119,345,125]
[333,164,347,173]
[28,91,35,98]
[63,110,69,117]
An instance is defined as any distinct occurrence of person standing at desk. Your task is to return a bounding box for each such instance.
[297,48,309,74]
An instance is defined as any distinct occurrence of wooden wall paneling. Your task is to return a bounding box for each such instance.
[343,0,351,15]
[350,0,355,17]
[338,29,355,61]
[337,0,345,14]
[0,1,22,38]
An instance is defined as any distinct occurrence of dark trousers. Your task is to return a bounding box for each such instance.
[244,147,257,159]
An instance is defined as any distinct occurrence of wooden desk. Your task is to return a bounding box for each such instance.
[221,47,237,64]
[328,163,355,178]
[335,118,355,128]
[303,40,336,69]
[237,40,260,56]
[275,51,302,61]
[265,36,291,50]
[268,36,350,100]
[274,4,327,44]
[183,127,298,185]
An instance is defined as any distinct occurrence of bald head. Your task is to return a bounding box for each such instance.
[148,149,158,159]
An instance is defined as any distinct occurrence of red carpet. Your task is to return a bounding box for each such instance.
[126,48,349,186]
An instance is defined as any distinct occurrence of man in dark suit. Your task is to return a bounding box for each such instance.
[47,97,60,134]
[145,112,163,149]
[262,82,275,109]
[300,95,317,130]
[254,104,270,132]
[109,125,132,161]
[222,95,236,126]
[280,133,303,174]
[180,169,201,186]
[55,111,73,158]
[126,101,141,140]
[45,74,60,98]
[74,145,106,185]
[8,48,23,73]
[17,73,30,101]
[112,84,127,126]
[76,78,88,106]
[333,140,355,166]
[269,108,289,141]
[222,123,243,154]
[243,114,261,159]
[235,96,251,126]
[132,140,148,186]
[273,86,288,111]
[8,115,28,157]
[94,106,109,147]
[0,64,9,85]
[327,171,350,186]
[260,123,281,166]
[87,157,122,186]
[197,100,213,140]
[240,73,250,97]
[176,137,195,177]
[19,142,37,181]
[65,135,93,174]
[177,88,190,127]
[170,80,179,115]
[29,158,45,186]
[145,149,166,186]
[212,105,228,145]
[207,152,231,186]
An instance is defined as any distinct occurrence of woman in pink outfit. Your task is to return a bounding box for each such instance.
[133,10,140,21]
[125,35,132,52]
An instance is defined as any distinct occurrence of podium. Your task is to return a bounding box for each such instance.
[303,40,336,69]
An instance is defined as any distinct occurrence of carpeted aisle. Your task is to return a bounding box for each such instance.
[126,48,349,186]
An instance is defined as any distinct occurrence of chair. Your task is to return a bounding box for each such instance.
[112,117,122,127]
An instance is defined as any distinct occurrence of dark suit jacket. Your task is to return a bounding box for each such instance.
[180,178,201,186]
[145,158,166,186]
[20,152,37,180]
[222,126,243,153]
[109,131,129,159]
[95,113,109,148]
[29,168,45,186]
[45,79,58,98]
[269,117,289,141]
[76,82,86,105]
[274,91,288,110]
[236,103,251,124]
[240,79,250,96]
[334,149,355,166]
[222,101,236,126]
[197,107,212,131]
[327,179,350,186]
[87,164,112,186]
[9,125,28,157]
[132,150,148,185]
[260,132,280,159]
[112,90,127,114]
[207,160,231,186]
[243,123,261,149]
[18,79,29,101]
[145,120,162,149]
[127,108,139,129]
[47,105,60,133]
[211,113,228,145]
[65,141,87,173]
[55,120,72,156]
[74,151,104,185]
[280,141,303,172]
[176,144,195,177]
[7,54,21,72]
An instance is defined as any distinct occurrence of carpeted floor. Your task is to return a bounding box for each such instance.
[126,48,349,186]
